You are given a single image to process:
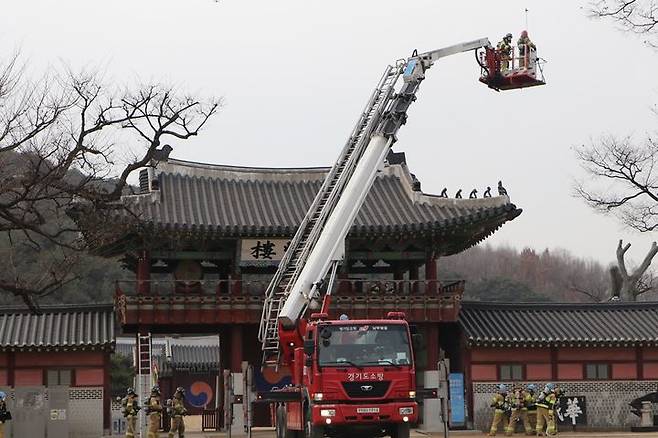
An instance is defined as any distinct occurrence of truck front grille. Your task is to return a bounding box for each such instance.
[341,381,390,398]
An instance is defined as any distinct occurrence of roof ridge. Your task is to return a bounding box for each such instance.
[163,158,331,173]
[461,300,658,310]
[0,302,114,314]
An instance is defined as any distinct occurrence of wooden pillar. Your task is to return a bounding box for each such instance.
[637,346,644,380]
[550,347,558,380]
[425,254,437,294]
[103,351,111,431]
[409,264,419,294]
[231,272,242,296]
[137,249,151,294]
[463,342,474,423]
[8,352,15,387]
[230,325,244,373]
[426,324,440,370]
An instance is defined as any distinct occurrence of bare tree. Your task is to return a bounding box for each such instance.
[575,135,658,232]
[591,0,658,47]
[612,239,658,300]
[0,52,220,309]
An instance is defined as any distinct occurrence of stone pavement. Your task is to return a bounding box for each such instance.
[106,430,656,438]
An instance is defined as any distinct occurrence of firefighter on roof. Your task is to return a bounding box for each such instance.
[122,388,140,438]
[168,387,188,438]
[517,30,536,69]
[497,33,513,71]
[488,384,510,436]
[146,385,163,438]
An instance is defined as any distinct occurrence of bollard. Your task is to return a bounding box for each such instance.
[641,400,653,427]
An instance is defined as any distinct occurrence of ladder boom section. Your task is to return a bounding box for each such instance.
[258,65,401,362]
[416,38,491,66]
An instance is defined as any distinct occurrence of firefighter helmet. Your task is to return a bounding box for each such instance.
[521,30,528,38]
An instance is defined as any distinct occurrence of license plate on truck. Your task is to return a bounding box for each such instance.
[357,407,380,414]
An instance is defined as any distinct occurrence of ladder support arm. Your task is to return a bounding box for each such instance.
[415,38,492,68]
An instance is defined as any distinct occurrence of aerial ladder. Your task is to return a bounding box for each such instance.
[258,37,544,367]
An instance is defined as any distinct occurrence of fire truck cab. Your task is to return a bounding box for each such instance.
[287,313,418,438]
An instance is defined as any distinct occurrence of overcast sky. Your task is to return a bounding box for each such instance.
[3,0,658,265]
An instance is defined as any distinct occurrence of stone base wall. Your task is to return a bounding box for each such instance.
[473,380,658,431]
[69,387,104,438]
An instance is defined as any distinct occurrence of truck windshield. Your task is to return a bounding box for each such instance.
[317,324,412,368]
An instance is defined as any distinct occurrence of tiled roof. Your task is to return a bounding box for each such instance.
[459,301,658,347]
[114,338,219,372]
[113,158,520,251]
[168,344,220,371]
[0,304,115,351]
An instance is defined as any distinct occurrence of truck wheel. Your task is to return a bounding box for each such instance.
[304,405,324,438]
[391,423,410,438]
[277,405,299,438]
[276,405,286,438]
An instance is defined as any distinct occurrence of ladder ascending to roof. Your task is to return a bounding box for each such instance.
[257,64,403,366]
[136,333,153,435]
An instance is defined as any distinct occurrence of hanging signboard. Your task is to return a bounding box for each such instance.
[239,239,291,265]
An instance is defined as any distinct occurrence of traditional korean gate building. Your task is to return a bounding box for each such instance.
[74,150,520,426]
[459,301,658,430]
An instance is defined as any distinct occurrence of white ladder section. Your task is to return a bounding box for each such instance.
[258,64,402,365]
[136,333,153,435]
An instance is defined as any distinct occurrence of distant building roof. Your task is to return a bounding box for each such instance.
[115,337,219,373]
[459,301,658,347]
[81,156,521,256]
[0,304,115,351]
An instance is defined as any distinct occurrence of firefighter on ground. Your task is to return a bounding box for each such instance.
[506,384,533,436]
[524,384,538,434]
[0,391,11,438]
[517,30,536,69]
[497,33,513,71]
[146,385,163,438]
[168,387,188,438]
[122,388,140,438]
[489,384,510,436]
[535,383,557,436]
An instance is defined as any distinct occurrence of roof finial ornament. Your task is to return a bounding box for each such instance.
[455,189,462,199]
[440,187,448,198]
[483,186,492,198]
[498,181,508,196]
[469,189,478,199]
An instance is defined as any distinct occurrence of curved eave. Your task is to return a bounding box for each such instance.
[86,204,521,257]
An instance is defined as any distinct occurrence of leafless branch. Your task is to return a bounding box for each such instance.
[591,0,658,47]
[0,50,221,307]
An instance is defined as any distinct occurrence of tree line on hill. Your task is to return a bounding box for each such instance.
[439,244,658,303]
